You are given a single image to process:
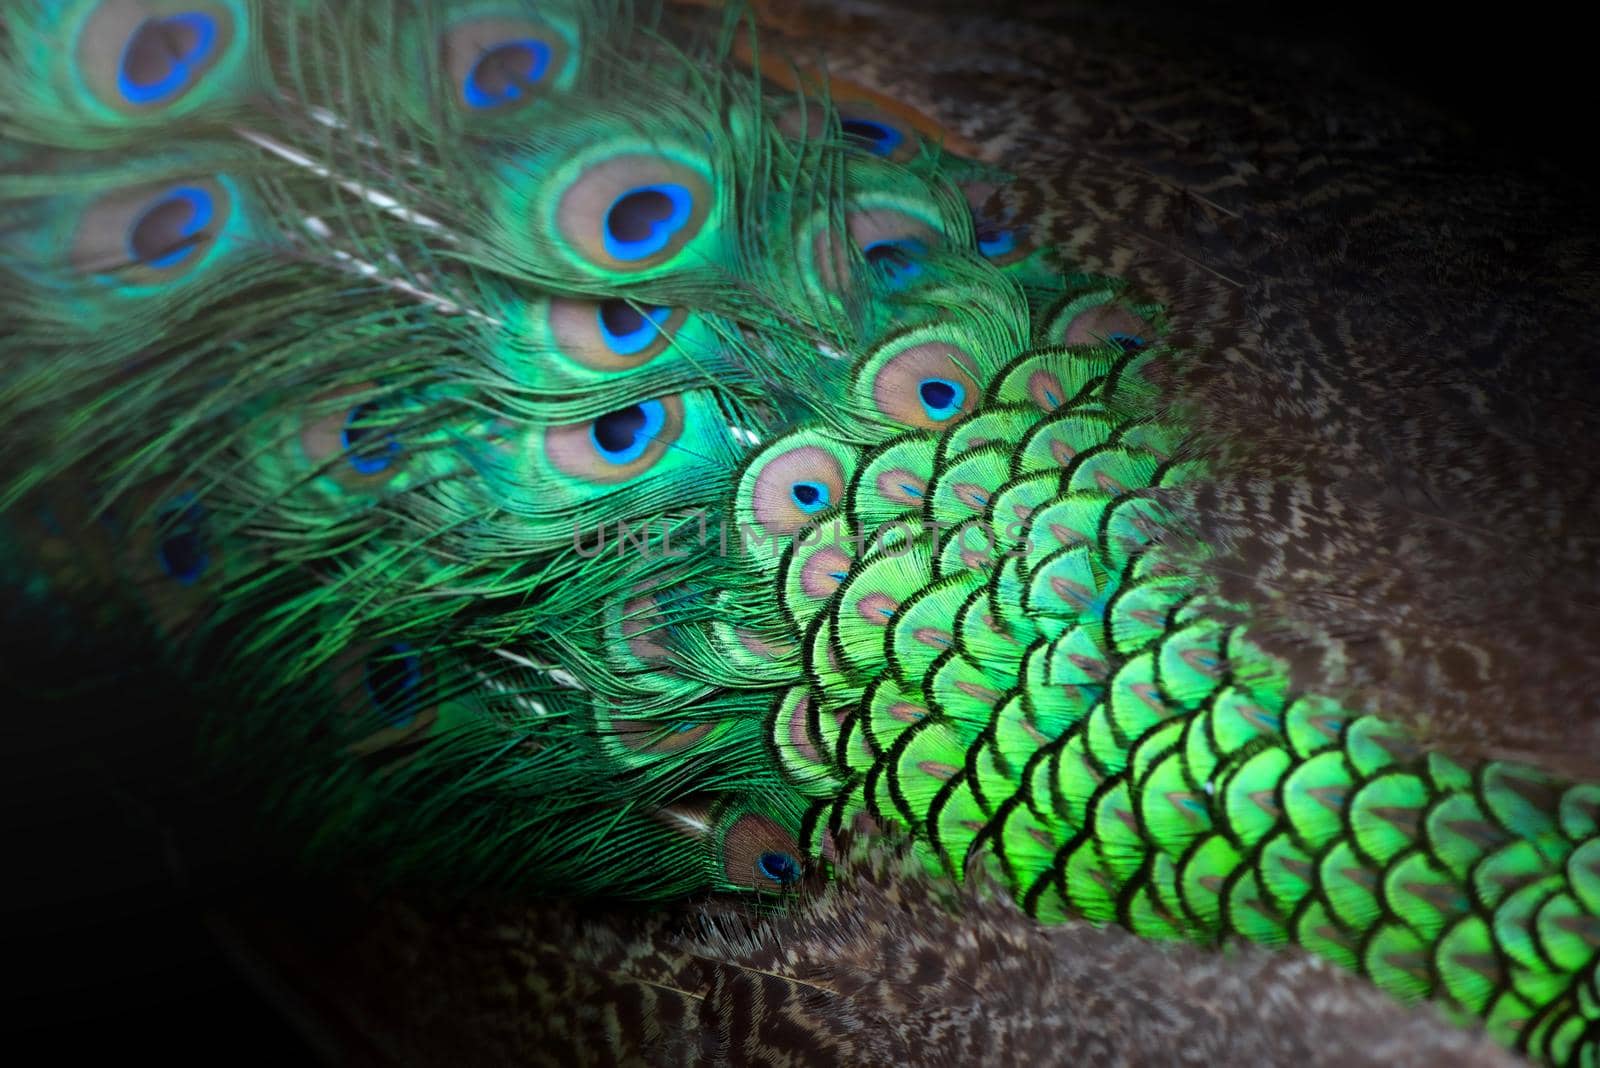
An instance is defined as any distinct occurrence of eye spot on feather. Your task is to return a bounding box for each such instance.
[340,402,401,475]
[598,300,672,356]
[869,341,980,429]
[116,12,220,105]
[363,644,424,728]
[776,101,917,161]
[465,40,550,107]
[918,377,966,421]
[977,226,1017,258]
[76,2,240,116]
[758,851,802,885]
[790,480,830,513]
[835,103,918,162]
[876,468,926,506]
[840,117,904,157]
[1028,370,1068,411]
[592,400,665,463]
[800,545,852,600]
[545,395,684,484]
[857,592,899,624]
[889,701,928,724]
[963,182,1034,266]
[557,156,712,272]
[548,298,685,371]
[73,177,233,282]
[334,644,442,761]
[749,445,847,536]
[127,185,213,269]
[442,18,569,112]
[863,237,926,288]
[721,813,803,890]
[605,185,694,262]
[155,494,208,585]
[299,384,405,490]
[1057,302,1154,350]
[813,209,940,293]
[952,482,989,512]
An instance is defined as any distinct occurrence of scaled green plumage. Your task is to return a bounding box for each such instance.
[2,2,1597,1064]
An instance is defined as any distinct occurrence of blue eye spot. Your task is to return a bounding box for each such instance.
[156,493,208,585]
[1107,332,1146,352]
[863,238,926,287]
[363,643,423,728]
[591,399,666,464]
[341,402,402,475]
[127,186,215,270]
[757,850,801,885]
[596,300,672,356]
[977,227,1017,258]
[840,118,904,157]
[463,39,552,109]
[603,184,694,262]
[790,480,831,514]
[918,377,966,421]
[117,13,219,106]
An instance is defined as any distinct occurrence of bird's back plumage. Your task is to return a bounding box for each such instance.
[4,2,1599,1064]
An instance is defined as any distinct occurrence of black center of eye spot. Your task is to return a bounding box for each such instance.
[841,119,888,144]
[865,243,911,270]
[758,851,800,884]
[793,483,821,506]
[158,523,204,580]
[363,646,421,726]
[599,299,646,336]
[163,18,202,56]
[342,402,382,449]
[920,380,956,410]
[594,404,648,453]
[130,196,201,265]
[607,189,675,244]
[124,21,180,85]
[473,42,537,95]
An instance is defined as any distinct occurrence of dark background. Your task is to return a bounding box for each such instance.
[2,2,1587,1060]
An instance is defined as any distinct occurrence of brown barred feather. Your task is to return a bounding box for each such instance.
[215,842,1522,1066]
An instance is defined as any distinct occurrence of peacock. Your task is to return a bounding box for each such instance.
[4,0,1599,1064]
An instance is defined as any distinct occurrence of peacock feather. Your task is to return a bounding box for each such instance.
[4,1,1598,1063]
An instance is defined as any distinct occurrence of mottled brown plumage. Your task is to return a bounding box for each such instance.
[215,841,1523,1065]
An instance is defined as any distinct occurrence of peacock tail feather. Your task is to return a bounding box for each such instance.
[3,2,1597,1063]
